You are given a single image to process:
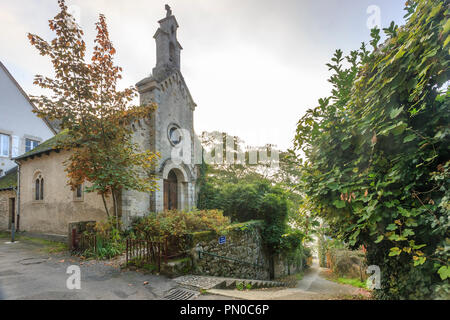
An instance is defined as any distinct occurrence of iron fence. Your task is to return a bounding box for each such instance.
[71,231,97,254]
[125,238,187,272]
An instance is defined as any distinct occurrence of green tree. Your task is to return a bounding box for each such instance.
[198,131,303,219]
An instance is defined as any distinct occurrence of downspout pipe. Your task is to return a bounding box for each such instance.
[14,160,20,233]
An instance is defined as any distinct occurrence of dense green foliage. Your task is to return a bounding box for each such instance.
[294,0,449,299]
[197,132,303,219]
[199,179,292,253]
[197,134,306,256]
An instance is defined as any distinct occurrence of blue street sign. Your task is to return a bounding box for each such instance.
[219,236,226,244]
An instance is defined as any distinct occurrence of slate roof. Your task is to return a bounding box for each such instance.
[14,130,69,161]
[0,166,18,191]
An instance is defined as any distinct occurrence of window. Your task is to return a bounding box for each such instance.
[74,184,84,201]
[34,174,44,201]
[0,134,10,157]
[25,139,39,153]
[168,124,182,146]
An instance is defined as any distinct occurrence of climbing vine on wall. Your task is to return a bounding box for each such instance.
[294,0,449,299]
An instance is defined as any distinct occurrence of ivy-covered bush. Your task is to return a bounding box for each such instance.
[199,179,296,254]
[280,230,310,270]
[294,0,449,299]
[199,180,281,222]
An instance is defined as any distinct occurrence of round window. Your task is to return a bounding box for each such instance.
[168,124,182,146]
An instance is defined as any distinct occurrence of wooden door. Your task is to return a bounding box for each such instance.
[164,170,178,211]
[164,180,169,211]
[8,198,15,229]
[169,180,177,210]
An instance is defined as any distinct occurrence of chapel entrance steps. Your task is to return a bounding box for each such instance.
[173,275,287,291]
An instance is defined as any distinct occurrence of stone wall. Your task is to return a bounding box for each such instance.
[189,221,304,280]
[190,222,270,280]
[120,119,152,227]
[17,150,113,235]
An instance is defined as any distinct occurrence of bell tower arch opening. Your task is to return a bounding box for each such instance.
[169,42,176,63]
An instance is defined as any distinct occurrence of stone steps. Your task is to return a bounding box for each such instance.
[173,275,287,291]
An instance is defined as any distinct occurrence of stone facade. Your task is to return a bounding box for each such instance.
[123,9,199,225]
[17,150,113,235]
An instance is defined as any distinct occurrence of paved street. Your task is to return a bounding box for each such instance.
[0,234,238,300]
[0,236,180,299]
[0,235,367,300]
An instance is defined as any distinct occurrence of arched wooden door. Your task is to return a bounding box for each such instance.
[164,170,178,211]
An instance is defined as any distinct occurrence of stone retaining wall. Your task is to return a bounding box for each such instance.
[189,221,304,280]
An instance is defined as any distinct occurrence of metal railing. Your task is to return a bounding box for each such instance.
[126,238,163,271]
[125,237,187,272]
[71,230,97,253]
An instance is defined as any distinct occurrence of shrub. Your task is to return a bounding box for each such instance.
[199,181,271,222]
[131,209,231,240]
[328,248,367,281]
[83,217,124,259]
[199,179,294,255]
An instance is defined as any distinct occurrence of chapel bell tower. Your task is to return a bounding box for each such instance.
[132,4,198,216]
[152,4,183,80]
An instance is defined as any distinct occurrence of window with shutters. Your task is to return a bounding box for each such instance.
[0,134,10,157]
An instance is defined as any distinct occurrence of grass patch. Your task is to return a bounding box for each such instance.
[38,241,68,254]
[335,277,367,289]
[0,231,67,253]
[322,269,368,290]
[236,282,253,291]
[295,272,304,281]
[0,231,11,239]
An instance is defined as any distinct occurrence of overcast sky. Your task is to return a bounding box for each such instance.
[0,0,406,150]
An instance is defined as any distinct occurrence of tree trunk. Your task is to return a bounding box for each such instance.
[101,193,110,218]
[112,189,119,230]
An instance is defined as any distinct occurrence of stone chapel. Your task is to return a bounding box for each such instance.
[123,6,199,222]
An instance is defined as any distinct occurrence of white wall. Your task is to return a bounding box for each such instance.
[0,63,55,175]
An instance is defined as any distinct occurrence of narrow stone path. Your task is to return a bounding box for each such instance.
[206,259,370,300]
